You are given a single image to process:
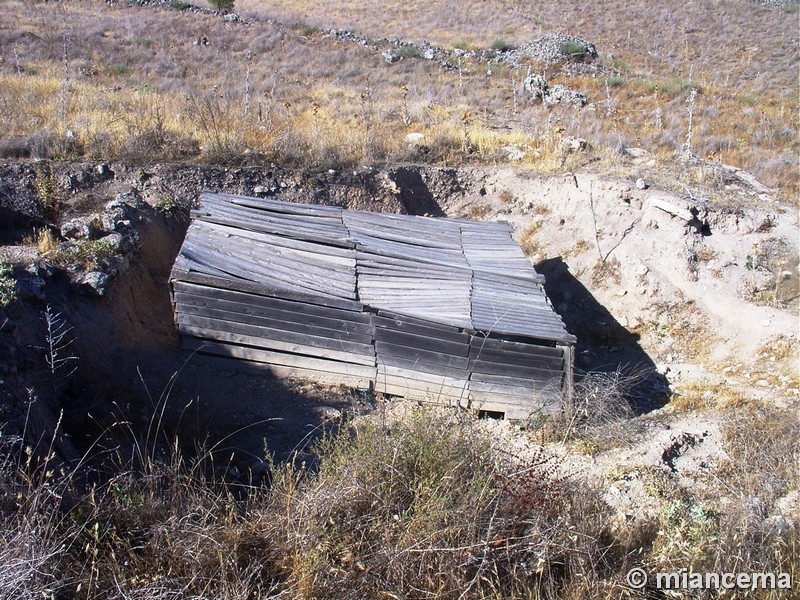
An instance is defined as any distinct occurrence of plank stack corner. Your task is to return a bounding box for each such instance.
[170,192,576,420]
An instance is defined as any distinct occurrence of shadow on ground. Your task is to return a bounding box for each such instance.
[537,257,670,414]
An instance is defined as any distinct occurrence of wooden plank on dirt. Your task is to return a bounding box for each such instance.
[375,341,470,370]
[373,327,469,356]
[176,313,375,360]
[469,360,563,381]
[171,273,364,312]
[178,321,376,366]
[376,355,469,378]
[469,336,563,358]
[190,354,374,388]
[182,337,377,379]
[173,293,373,338]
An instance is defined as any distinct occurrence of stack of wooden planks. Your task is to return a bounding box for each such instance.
[171,192,576,419]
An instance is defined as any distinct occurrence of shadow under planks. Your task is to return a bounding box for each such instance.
[536,256,670,415]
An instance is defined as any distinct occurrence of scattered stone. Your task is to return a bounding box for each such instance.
[636,178,648,190]
[544,84,588,107]
[503,34,597,67]
[405,132,426,144]
[60,218,97,240]
[502,146,526,161]
[75,271,110,296]
[561,137,587,152]
[382,49,401,63]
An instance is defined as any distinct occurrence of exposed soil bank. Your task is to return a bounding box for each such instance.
[0,160,796,473]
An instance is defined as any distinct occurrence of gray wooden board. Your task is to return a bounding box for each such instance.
[179,239,355,299]
[373,327,469,356]
[473,323,575,344]
[197,221,356,260]
[378,310,472,330]
[175,298,372,344]
[196,223,356,270]
[377,308,472,331]
[189,353,374,388]
[376,385,470,402]
[469,336,564,358]
[346,228,462,250]
[186,231,356,293]
[377,355,469,378]
[182,337,377,378]
[199,195,346,231]
[173,292,373,338]
[345,211,461,234]
[377,365,470,388]
[470,374,561,395]
[177,319,375,365]
[171,276,364,312]
[469,355,563,375]
[469,360,563,381]
[194,213,353,248]
[358,266,471,279]
[372,315,468,343]
[375,341,470,370]
[205,193,344,218]
[174,251,238,280]
[469,379,562,398]
[375,375,469,397]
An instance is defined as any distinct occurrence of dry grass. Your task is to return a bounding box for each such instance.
[0,0,795,198]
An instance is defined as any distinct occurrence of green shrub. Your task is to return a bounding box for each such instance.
[208,0,235,12]
[490,38,513,51]
[559,41,590,56]
[0,259,16,307]
[396,45,421,58]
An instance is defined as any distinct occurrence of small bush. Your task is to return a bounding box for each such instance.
[490,39,513,52]
[396,45,421,58]
[209,0,235,12]
[0,259,16,307]
[559,41,590,56]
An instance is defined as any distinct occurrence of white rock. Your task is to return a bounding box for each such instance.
[635,178,647,190]
[502,146,526,161]
[405,132,425,144]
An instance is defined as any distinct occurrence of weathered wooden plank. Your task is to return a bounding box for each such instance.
[373,327,469,356]
[174,293,373,338]
[180,238,356,300]
[171,273,364,312]
[198,221,356,261]
[203,192,344,218]
[195,213,354,248]
[372,315,468,343]
[376,383,470,403]
[196,222,356,268]
[186,232,356,295]
[176,311,375,357]
[178,320,376,366]
[378,364,470,387]
[200,194,346,229]
[377,355,469,378]
[470,347,562,367]
[375,376,469,398]
[469,360,563,381]
[469,372,562,393]
[469,336,563,357]
[190,354,374,388]
[375,341,470,370]
[182,337,377,378]
[470,376,561,398]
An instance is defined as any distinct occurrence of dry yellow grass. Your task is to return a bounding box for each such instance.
[0,0,796,198]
